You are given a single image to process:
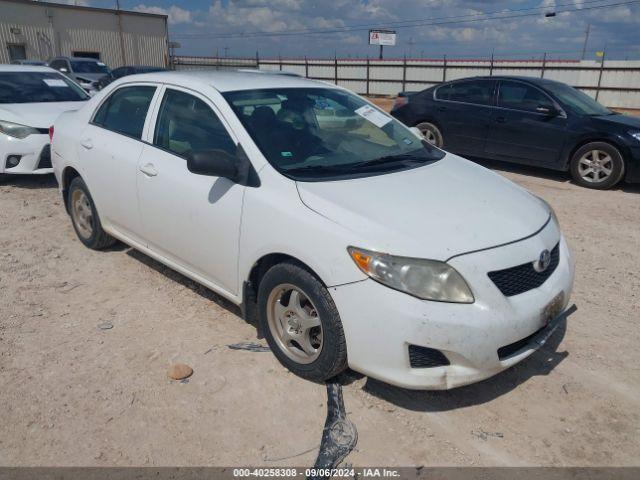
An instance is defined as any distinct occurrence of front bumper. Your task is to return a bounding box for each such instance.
[330,220,575,390]
[0,133,52,175]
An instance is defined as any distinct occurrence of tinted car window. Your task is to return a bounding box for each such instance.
[498,81,551,112]
[153,89,236,158]
[50,60,67,71]
[436,80,494,106]
[93,85,156,138]
[0,72,89,104]
[71,61,109,74]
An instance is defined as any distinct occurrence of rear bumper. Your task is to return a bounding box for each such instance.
[0,133,52,175]
[330,221,575,390]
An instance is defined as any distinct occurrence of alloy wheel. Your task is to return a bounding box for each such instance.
[578,149,614,183]
[266,284,323,364]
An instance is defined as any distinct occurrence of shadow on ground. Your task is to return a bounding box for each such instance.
[363,318,569,412]
[469,157,640,193]
[0,173,58,189]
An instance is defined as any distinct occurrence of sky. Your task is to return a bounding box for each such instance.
[54,0,640,60]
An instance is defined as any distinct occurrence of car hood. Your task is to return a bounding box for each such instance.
[74,73,107,83]
[296,154,550,260]
[591,112,640,129]
[0,102,86,129]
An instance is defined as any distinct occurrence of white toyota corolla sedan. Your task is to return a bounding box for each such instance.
[52,71,575,389]
[0,65,88,177]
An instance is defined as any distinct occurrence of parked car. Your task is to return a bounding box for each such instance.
[0,65,88,177]
[391,76,640,189]
[52,71,574,390]
[48,56,110,95]
[96,65,166,90]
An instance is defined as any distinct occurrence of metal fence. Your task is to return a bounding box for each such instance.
[171,54,640,109]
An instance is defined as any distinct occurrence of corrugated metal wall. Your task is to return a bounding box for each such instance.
[0,0,168,68]
[246,57,640,109]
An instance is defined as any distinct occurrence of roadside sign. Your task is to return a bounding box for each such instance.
[369,29,396,46]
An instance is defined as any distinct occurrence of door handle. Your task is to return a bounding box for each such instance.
[80,138,93,149]
[139,163,158,177]
[437,106,447,112]
[495,116,507,123]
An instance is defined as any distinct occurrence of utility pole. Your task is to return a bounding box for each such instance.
[406,37,416,58]
[581,24,591,60]
[115,0,127,65]
[379,44,383,60]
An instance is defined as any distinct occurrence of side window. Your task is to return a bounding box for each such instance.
[498,81,552,112]
[93,85,156,138]
[153,89,236,158]
[50,60,64,71]
[446,80,495,105]
[434,84,451,101]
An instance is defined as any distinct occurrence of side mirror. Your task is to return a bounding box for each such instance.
[59,67,68,73]
[536,104,560,116]
[186,145,259,187]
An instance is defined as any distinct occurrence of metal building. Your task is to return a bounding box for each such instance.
[0,0,169,68]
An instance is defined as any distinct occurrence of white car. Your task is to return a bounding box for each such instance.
[0,65,88,177]
[52,71,575,390]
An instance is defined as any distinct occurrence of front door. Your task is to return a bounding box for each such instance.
[485,80,567,166]
[77,84,158,243]
[434,79,496,155]
[136,86,244,297]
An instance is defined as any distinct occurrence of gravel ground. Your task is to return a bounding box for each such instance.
[1,140,639,467]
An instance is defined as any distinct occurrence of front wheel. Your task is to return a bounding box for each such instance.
[415,122,443,148]
[569,142,625,189]
[257,262,348,382]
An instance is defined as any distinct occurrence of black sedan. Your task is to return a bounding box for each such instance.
[96,65,166,90]
[391,76,640,189]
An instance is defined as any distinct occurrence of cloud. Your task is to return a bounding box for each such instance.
[132,4,193,24]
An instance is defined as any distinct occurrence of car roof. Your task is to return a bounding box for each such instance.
[52,56,102,62]
[120,70,335,93]
[0,65,59,73]
[453,75,565,87]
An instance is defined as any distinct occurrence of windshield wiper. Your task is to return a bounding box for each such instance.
[349,152,430,169]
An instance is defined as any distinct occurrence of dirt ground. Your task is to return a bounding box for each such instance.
[1,141,640,467]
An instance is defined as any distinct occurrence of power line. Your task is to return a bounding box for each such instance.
[171,0,638,40]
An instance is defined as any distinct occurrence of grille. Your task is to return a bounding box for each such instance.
[488,243,560,297]
[37,145,52,169]
[498,327,544,360]
[408,345,450,368]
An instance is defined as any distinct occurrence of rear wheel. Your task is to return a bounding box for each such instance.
[68,177,116,250]
[258,262,348,382]
[569,142,625,189]
[415,122,443,148]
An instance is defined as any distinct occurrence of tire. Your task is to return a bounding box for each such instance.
[257,262,348,382]
[415,121,443,148]
[569,142,625,190]
[68,176,116,250]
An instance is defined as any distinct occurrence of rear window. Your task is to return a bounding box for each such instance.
[0,72,89,104]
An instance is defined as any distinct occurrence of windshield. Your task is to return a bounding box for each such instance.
[544,82,611,116]
[0,72,89,104]
[71,61,109,74]
[224,88,444,181]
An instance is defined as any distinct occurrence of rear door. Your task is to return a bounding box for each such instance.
[136,86,244,297]
[485,80,567,166]
[432,79,496,154]
[77,83,159,243]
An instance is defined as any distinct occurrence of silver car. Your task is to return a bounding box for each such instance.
[48,57,110,95]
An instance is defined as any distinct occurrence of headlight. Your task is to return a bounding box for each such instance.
[348,247,474,303]
[629,131,640,142]
[534,195,559,227]
[0,120,40,139]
